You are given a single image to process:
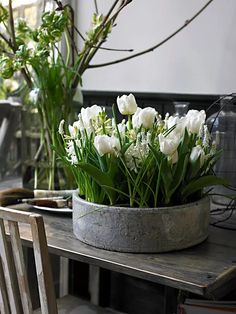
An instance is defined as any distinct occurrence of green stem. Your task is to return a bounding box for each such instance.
[128,115,132,130]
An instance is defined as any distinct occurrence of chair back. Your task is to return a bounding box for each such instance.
[0,206,58,314]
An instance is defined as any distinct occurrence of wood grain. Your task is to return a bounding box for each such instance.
[12,207,236,300]
[9,220,33,313]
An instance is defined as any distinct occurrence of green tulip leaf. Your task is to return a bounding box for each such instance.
[182,175,228,199]
[77,162,116,204]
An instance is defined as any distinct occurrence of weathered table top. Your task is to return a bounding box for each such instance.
[15,206,236,300]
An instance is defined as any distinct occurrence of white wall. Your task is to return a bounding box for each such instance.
[77,0,236,94]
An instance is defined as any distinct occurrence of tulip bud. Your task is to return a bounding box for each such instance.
[117,93,138,115]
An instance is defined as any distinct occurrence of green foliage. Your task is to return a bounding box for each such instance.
[57,100,226,207]
[0,1,120,189]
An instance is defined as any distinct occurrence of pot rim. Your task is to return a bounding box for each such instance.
[73,193,210,213]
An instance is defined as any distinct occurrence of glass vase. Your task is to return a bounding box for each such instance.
[21,88,82,190]
[173,101,189,118]
[207,97,236,204]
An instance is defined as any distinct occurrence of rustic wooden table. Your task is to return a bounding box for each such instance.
[14,206,236,300]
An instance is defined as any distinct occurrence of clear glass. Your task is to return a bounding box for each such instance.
[173,101,189,118]
[207,97,236,204]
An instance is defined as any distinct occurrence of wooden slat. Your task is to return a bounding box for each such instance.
[0,258,10,314]
[9,220,33,314]
[89,265,100,305]
[0,218,22,313]
[0,206,31,224]
[30,215,58,314]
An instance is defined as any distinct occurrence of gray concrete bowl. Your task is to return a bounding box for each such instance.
[73,194,210,253]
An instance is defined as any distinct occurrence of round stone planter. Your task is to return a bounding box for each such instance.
[72,194,210,253]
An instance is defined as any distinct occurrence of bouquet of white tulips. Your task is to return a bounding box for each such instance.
[57,94,226,207]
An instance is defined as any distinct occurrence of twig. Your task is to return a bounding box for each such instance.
[94,0,98,14]
[8,0,16,50]
[88,0,214,69]
[0,33,13,50]
[78,0,132,75]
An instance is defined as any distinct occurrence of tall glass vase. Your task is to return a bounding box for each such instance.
[21,87,83,190]
[173,101,189,117]
[207,97,236,204]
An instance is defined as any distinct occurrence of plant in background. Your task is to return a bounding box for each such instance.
[0,0,133,189]
[0,0,215,189]
[57,94,227,207]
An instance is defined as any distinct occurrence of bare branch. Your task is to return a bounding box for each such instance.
[0,33,13,49]
[78,0,132,75]
[94,0,98,14]
[88,0,214,69]
[8,0,16,50]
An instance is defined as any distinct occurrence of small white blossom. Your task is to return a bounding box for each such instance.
[132,107,157,129]
[125,134,150,172]
[66,140,78,165]
[202,125,210,148]
[29,88,39,104]
[58,119,65,135]
[68,124,78,138]
[117,93,138,115]
[94,135,121,156]
[164,112,170,128]
[116,119,127,136]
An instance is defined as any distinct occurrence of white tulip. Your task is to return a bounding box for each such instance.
[167,115,186,136]
[185,110,206,134]
[94,135,121,156]
[80,105,103,129]
[132,107,157,129]
[158,133,180,156]
[117,93,138,115]
[190,145,205,166]
[167,116,179,130]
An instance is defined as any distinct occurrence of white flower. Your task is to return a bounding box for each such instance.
[66,140,78,165]
[202,125,211,148]
[80,105,103,129]
[125,134,150,172]
[167,115,180,130]
[94,135,121,156]
[29,88,39,104]
[190,145,205,166]
[185,110,206,134]
[117,93,138,115]
[158,133,180,156]
[68,124,78,138]
[167,115,186,135]
[58,119,65,135]
[116,119,127,136]
[132,107,157,129]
